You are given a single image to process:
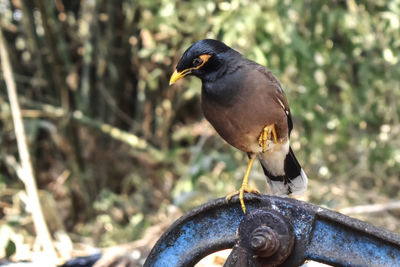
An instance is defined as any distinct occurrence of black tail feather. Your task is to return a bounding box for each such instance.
[259,146,307,195]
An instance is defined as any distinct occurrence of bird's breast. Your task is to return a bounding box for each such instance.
[201,68,288,153]
[202,92,267,153]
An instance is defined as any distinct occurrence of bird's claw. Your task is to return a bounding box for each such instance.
[226,186,260,213]
[258,124,278,152]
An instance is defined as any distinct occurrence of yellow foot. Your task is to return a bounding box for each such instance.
[226,186,260,213]
[258,124,278,152]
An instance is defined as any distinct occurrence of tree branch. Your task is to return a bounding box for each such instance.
[0,29,58,265]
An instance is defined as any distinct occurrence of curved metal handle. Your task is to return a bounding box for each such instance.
[144,195,400,267]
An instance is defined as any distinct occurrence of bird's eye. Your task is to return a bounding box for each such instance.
[192,57,203,67]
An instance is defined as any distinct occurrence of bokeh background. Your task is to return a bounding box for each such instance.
[0,0,399,265]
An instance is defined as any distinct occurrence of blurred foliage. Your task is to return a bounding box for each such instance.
[0,0,400,263]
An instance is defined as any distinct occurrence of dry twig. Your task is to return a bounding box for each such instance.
[339,201,400,215]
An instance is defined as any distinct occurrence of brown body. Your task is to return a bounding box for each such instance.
[202,64,290,153]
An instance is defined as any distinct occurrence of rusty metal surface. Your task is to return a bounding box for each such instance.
[224,209,295,267]
[144,195,400,267]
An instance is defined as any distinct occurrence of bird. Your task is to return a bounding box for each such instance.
[169,39,307,213]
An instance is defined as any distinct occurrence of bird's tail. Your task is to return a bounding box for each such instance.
[258,146,308,196]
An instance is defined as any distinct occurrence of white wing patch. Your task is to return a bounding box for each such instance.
[277,98,289,115]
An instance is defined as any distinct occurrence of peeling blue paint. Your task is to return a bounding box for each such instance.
[151,206,243,267]
[145,196,400,267]
[307,220,400,267]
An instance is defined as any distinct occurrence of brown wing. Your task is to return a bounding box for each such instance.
[201,64,291,153]
[255,65,293,135]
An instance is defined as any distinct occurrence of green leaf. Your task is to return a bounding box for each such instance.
[5,239,16,259]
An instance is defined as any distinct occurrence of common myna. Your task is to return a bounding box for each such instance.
[169,39,308,213]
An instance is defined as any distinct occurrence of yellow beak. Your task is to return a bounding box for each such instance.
[169,69,190,85]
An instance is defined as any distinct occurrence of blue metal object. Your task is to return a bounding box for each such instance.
[144,195,400,267]
[59,253,102,267]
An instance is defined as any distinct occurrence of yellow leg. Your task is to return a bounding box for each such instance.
[226,157,260,213]
[258,124,278,152]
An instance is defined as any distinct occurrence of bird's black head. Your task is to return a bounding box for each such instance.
[169,39,239,85]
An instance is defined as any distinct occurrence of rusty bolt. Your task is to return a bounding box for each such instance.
[238,209,295,265]
[250,225,280,258]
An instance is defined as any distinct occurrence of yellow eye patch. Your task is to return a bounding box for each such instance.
[169,54,212,85]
